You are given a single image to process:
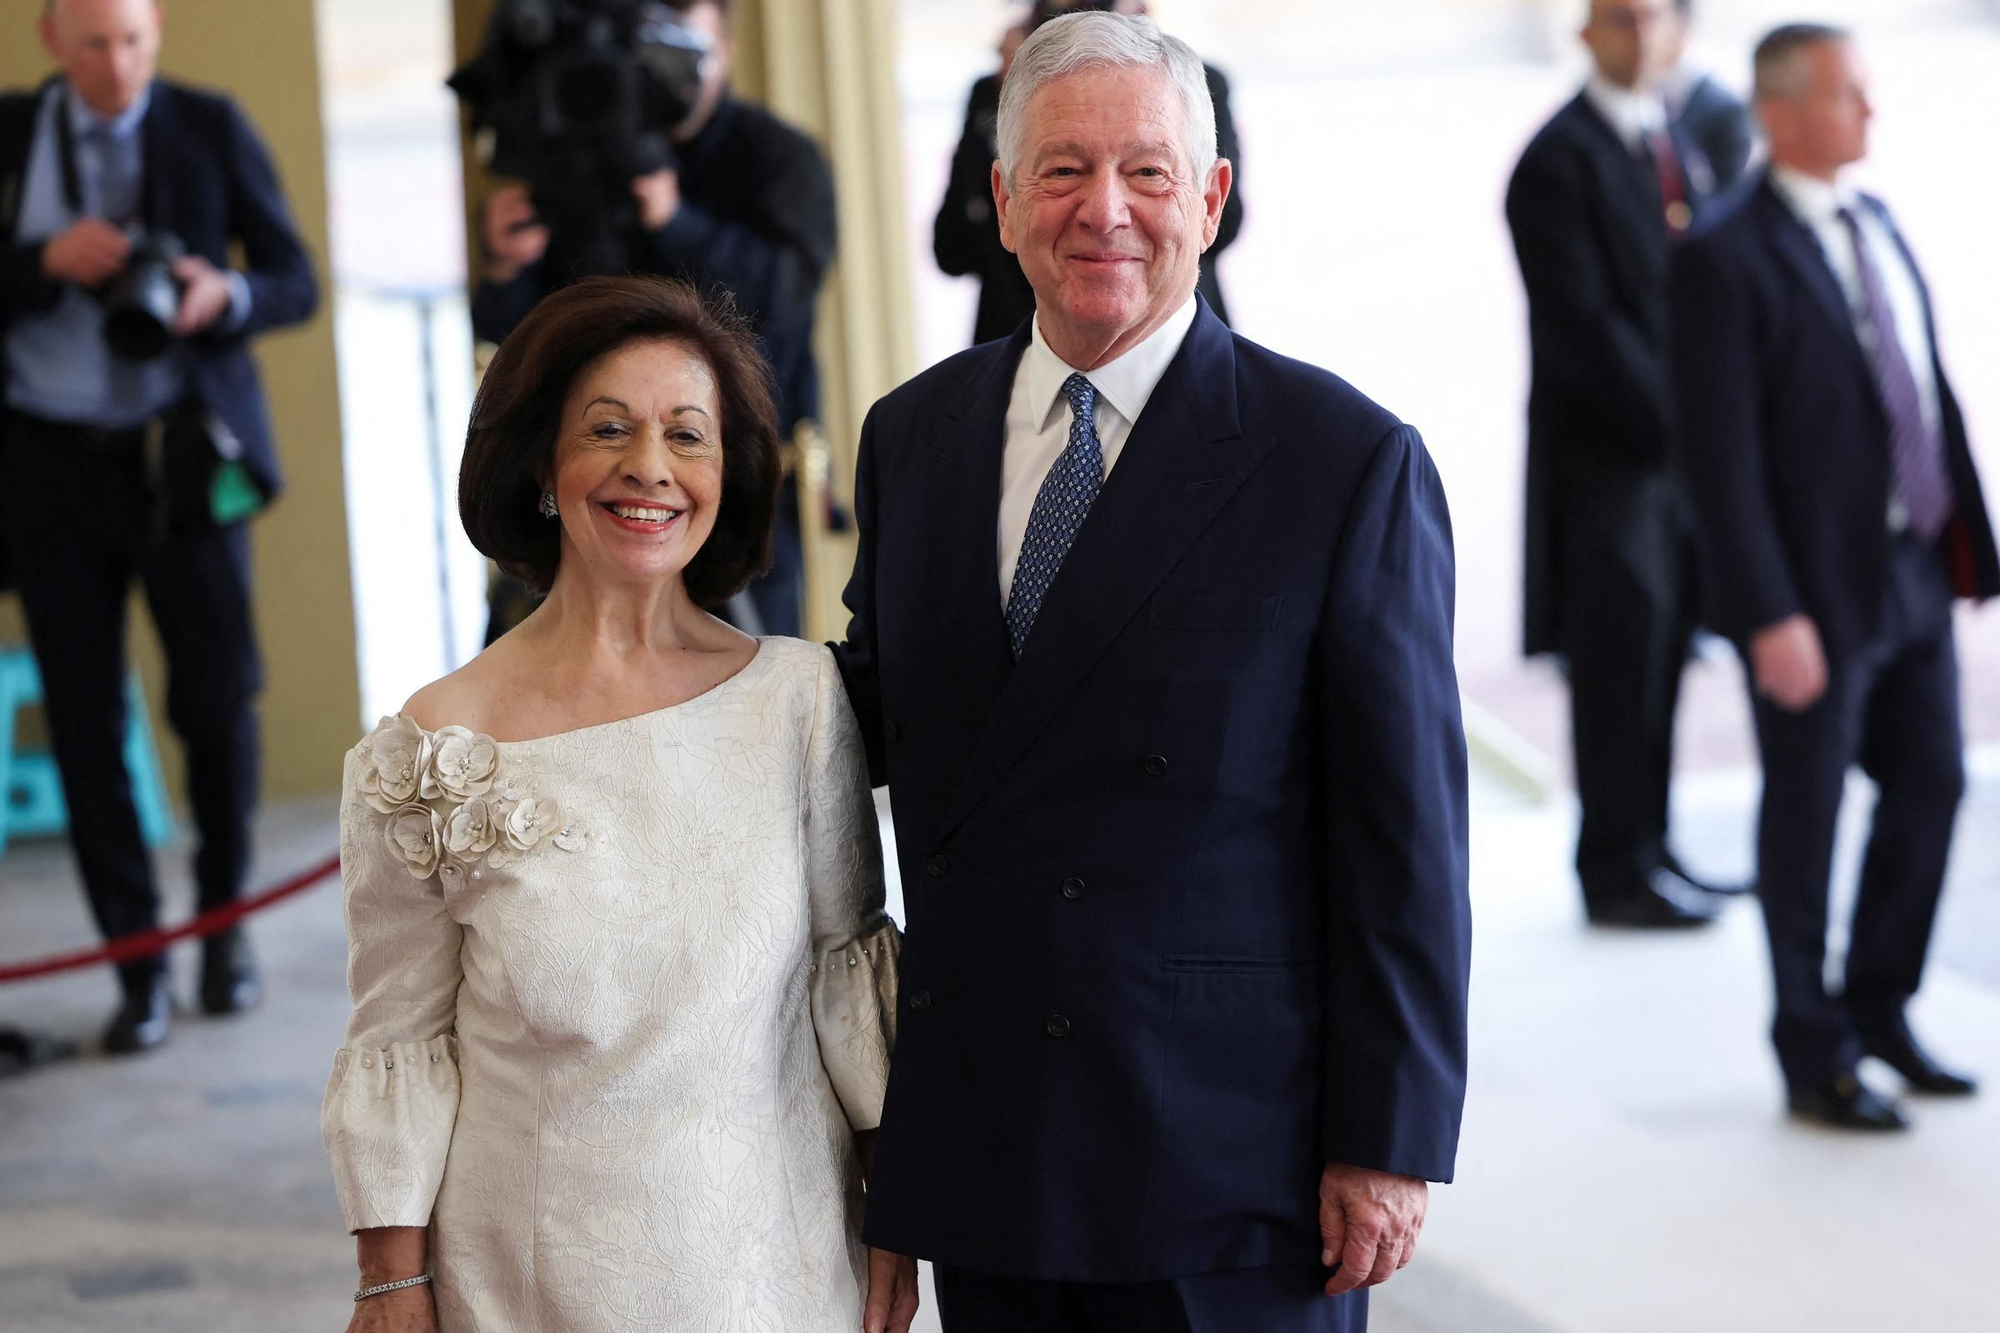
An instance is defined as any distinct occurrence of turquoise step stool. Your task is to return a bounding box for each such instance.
[0,646,175,857]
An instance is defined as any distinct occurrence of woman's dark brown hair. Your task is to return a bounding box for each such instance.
[459,275,783,605]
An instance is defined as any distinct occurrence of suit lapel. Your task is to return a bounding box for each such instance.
[913,329,1025,708]
[934,302,1271,840]
[1756,179,1863,355]
[1567,98,1662,290]
[138,82,182,234]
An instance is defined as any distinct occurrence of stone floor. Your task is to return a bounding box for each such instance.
[2,751,1996,1331]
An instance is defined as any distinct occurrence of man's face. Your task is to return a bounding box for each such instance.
[41,0,162,119]
[672,1,733,140]
[993,63,1227,365]
[1789,40,1872,172]
[1581,0,1676,91]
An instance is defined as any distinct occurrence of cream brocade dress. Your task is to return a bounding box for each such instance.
[320,638,899,1332]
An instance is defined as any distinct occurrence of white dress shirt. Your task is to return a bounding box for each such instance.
[1767,165,1941,440]
[998,296,1199,605]
[1583,72,1668,155]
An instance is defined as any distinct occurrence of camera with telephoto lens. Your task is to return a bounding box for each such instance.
[99,230,187,361]
[448,0,711,278]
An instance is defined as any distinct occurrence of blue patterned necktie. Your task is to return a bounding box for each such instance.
[1837,207,1954,539]
[1006,373,1104,659]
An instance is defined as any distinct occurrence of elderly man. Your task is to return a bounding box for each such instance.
[1672,25,1997,1130]
[835,13,1470,1330]
[1507,0,1741,929]
[0,0,316,1053]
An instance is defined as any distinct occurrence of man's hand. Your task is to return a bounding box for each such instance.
[862,1247,920,1333]
[631,168,681,233]
[171,255,234,335]
[480,185,550,283]
[1318,1162,1428,1297]
[40,217,130,287]
[1750,613,1828,713]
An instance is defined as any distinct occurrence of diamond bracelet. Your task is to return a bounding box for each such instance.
[355,1272,433,1302]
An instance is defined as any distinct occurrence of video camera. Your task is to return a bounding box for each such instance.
[448,0,712,278]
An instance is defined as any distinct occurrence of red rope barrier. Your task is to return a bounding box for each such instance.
[0,852,341,984]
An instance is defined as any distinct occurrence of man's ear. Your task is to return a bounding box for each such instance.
[992,160,1019,255]
[1200,159,1233,252]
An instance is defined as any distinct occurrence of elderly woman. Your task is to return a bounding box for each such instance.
[322,277,918,1333]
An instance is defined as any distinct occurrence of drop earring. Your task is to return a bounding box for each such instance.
[538,491,559,518]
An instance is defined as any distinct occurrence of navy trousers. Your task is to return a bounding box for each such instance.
[1748,531,1963,1086]
[0,411,262,996]
[934,1265,1368,1333]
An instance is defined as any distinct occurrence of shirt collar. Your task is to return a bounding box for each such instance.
[1025,296,1199,434]
[64,78,151,141]
[1768,163,1859,228]
[1583,72,1667,153]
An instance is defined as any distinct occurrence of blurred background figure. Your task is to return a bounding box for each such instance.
[1672,24,1999,1132]
[463,0,835,637]
[1506,0,1742,929]
[1664,0,1756,193]
[0,0,318,1053]
[931,0,1244,345]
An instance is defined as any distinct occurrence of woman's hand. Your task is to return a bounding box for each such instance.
[862,1247,920,1333]
[345,1283,438,1332]
[348,1227,434,1332]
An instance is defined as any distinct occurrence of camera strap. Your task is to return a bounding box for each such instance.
[52,81,86,218]
[51,78,149,229]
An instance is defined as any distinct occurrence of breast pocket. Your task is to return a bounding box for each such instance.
[1148,594,1282,632]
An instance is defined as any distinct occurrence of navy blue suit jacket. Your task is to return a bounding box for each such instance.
[0,78,319,498]
[1670,176,1999,656]
[834,300,1471,1282]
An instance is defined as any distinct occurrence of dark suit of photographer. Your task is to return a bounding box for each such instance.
[470,0,836,637]
[0,1,318,1053]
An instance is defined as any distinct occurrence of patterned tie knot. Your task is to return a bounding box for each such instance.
[1062,373,1097,428]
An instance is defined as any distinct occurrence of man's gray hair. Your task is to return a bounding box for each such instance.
[1753,22,1851,101]
[996,12,1217,186]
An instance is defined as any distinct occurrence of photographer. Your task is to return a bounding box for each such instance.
[0,0,318,1053]
[468,0,836,637]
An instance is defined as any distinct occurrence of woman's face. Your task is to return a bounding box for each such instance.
[547,338,725,594]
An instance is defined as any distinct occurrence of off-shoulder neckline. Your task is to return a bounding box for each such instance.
[392,637,786,747]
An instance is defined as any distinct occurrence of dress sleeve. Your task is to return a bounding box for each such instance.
[803,649,900,1133]
[321,727,465,1233]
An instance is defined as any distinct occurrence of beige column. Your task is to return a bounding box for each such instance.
[732,0,916,640]
[0,1,360,803]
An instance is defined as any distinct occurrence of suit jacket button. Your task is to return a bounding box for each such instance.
[926,854,949,878]
[1061,877,1085,900]
[1045,1015,1071,1038]
[886,719,901,743]
[911,990,933,1012]
[1144,754,1169,775]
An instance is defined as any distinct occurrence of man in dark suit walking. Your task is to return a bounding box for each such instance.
[1672,24,1997,1131]
[836,13,1469,1330]
[0,0,318,1053]
[1506,0,1738,928]
[1665,0,1755,192]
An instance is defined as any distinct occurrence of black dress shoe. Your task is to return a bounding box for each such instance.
[1659,852,1754,898]
[199,928,263,1017]
[1863,1031,1978,1096]
[103,973,172,1054]
[1584,876,1721,929]
[1787,1073,1910,1131]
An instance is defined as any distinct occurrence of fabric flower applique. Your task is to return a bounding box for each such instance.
[366,718,587,879]
[425,726,501,801]
[358,716,431,814]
